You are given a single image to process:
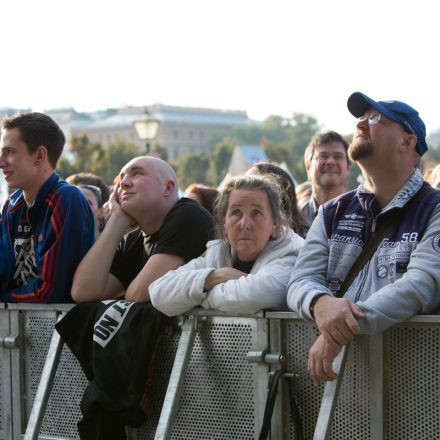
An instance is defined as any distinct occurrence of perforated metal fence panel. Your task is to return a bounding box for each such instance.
[2,306,440,440]
[384,323,440,440]
[284,319,322,440]
[330,335,371,440]
[168,316,267,440]
[0,307,9,440]
[136,324,181,440]
[278,315,440,440]
[18,308,180,440]
[284,318,377,439]
[22,310,87,439]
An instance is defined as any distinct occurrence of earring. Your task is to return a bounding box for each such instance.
[98,217,106,232]
[35,160,41,166]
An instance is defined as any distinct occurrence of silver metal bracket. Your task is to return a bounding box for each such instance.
[268,371,299,379]
[247,349,285,364]
[0,334,20,349]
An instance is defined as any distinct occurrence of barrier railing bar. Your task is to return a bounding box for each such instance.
[23,312,66,440]
[369,333,384,440]
[313,344,349,440]
[154,316,199,440]
[10,310,24,440]
[1,308,13,440]
[267,318,284,440]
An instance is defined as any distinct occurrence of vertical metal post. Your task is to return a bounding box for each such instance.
[9,310,24,440]
[23,312,65,440]
[252,318,270,438]
[313,344,349,440]
[154,317,199,440]
[268,318,285,440]
[0,307,13,440]
[369,333,384,440]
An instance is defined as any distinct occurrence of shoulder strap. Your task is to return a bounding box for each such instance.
[258,370,304,440]
[336,185,434,298]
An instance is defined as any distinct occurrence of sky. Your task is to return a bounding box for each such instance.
[1,0,439,136]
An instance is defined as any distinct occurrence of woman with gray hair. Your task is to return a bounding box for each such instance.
[149,173,304,315]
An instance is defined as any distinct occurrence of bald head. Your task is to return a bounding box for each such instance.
[118,156,179,229]
[150,157,178,192]
[121,156,178,196]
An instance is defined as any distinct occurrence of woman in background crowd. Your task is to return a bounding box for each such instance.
[184,183,219,215]
[247,162,307,237]
[67,173,109,238]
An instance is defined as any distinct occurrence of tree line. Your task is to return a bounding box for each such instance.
[57,113,440,190]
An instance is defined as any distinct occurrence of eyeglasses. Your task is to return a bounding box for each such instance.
[356,113,381,125]
[78,184,103,206]
[314,153,347,162]
[78,184,101,196]
[356,112,416,136]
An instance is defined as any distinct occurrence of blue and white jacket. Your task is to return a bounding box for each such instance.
[287,169,440,334]
[0,173,95,303]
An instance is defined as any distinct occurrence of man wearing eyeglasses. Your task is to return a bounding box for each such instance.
[301,131,351,228]
[287,92,440,386]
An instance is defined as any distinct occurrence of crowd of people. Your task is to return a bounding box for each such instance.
[1,91,440,438]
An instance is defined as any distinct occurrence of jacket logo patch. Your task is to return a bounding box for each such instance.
[344,213,366,220]
[377,265,388,279]
[327,279,341,294]
[432,234,440,254]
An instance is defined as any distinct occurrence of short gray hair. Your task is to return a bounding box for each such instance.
[214,174,287,238]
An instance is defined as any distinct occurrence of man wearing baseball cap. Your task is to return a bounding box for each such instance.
[287,92,440,386]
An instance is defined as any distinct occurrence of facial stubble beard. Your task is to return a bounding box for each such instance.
[348,138,373,162]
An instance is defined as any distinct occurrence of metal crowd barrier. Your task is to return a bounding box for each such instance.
[1,304,440,439]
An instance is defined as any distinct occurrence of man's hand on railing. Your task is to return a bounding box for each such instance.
[313,296,365,346]
[308,334,342,387]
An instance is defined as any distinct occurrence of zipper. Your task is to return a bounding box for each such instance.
[371,217,377,233]
[368,198,377,234]
[351,259,371,303]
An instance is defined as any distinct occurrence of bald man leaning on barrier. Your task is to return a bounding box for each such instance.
[71,156,215,303]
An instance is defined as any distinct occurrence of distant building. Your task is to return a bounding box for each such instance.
[227,145,268,176]
[1,104,253,164]
[44,108,91,143]
[1,107,86,161]
[69,104,252,161]
[0,107,31,120]
[45,108,92,161]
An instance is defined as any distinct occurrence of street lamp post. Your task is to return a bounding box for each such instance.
[133,112,160,154]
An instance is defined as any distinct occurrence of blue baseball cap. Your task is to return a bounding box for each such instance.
[347,92,428,156]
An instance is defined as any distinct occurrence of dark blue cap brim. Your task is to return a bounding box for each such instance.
[347,92,401,125]
[347,91,428,156]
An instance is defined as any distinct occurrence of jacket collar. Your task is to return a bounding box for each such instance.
[9,173,60,213]
[356,169,424,215]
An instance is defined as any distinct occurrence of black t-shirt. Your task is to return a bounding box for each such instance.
[110,198,215,289]
[233,258,254,274]
[13,209,38,287]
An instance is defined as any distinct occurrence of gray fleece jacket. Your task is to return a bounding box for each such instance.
[287,169,440,334]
